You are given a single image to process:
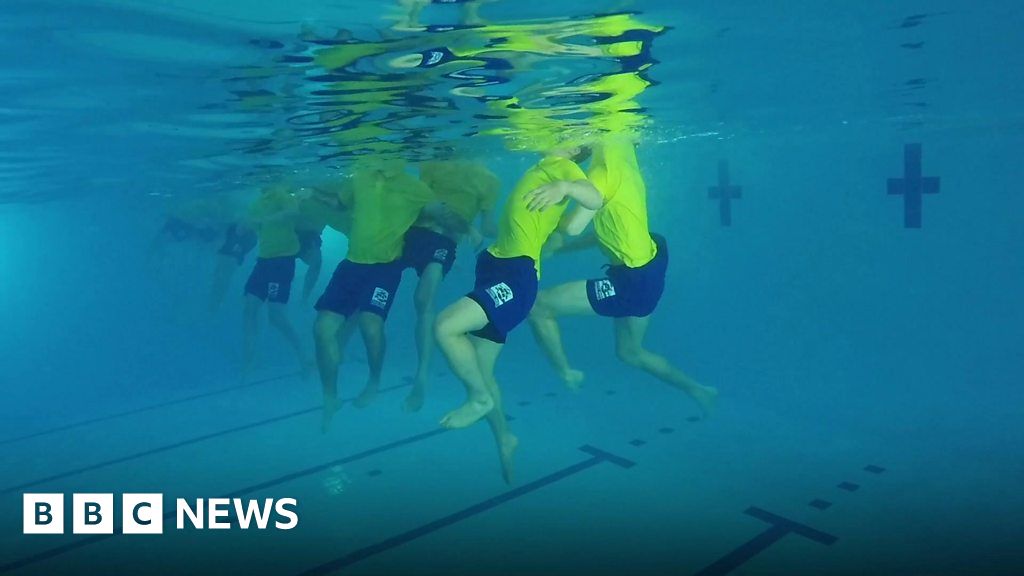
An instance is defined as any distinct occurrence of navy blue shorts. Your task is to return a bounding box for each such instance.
[219,224,257,264]
[467,251,538,344]
[587,234,668,318]
[402,227,457,277]
[315,259,403,319]
[244,257,297,304]
[297,230,323,257]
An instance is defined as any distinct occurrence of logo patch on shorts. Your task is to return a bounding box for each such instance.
[593,279,616,301]
[432,248,449,262]
[485,283,514,307]
[267,283,280,299]
[371,287,390,309]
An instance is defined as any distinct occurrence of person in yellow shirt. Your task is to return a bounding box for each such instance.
[314,159,436,432]
[433,145,601,483]
[527,138,718,418]
[241,183,311,382]
[295,185,354,304]
[400,159,500,413]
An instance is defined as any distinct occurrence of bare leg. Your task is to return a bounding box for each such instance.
[300,249,322,304]
[242,295,262,382]
[435,297,495,428]
[353,312,385,408]
[209,255,240,313]
[314,310,347,432]
[405,263,443,412]
[527,280,595,390]
[614,316,719,418]
[267,302,313,379]
[472,336,517,483]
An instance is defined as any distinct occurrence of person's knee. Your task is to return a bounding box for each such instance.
[616,343,643,367]
[434,309,456,341]
[529,293,552,321]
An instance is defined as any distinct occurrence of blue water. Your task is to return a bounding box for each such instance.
[1,1,1022,575]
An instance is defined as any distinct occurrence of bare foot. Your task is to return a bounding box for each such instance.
[690,385,719,419]
[403,380,425,413]
[499,434,519,484]
[321,397,340,433]
[353,382,379,409]
[440,395,494,429]
[561,368,585,392]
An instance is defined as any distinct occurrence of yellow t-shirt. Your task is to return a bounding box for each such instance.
[488,156,586,276]
[345,167,436,264]
[587,140,657,268]
[419,161,500,225]
[248,189,300,259]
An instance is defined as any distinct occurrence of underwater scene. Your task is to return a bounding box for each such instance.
[0,0,1022,575]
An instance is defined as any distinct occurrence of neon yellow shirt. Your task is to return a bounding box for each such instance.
[419,161,500,225]
[587,140,657,268]
[345,165,435,264]
[248,188,300,259]
[489,156,586,276]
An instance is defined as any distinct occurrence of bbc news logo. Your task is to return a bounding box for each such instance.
[23,494,298,534]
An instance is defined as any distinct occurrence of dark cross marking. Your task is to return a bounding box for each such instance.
[809,499,833,510]
[695,507,838,576]
[296,445,636,575]
[708,160,742,226]
[887,143,939,228]
[629,439,647,447]
[837,481,860,492]
[864,465,886,474]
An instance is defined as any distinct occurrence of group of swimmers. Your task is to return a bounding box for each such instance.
[156,137,717,483]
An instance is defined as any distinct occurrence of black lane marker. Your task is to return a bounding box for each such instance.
[864,465,885,474]
[0,421,453,573]
[629,439,647,447]
[808,499,832,511]
[0,371,301,447]
[296,445,636,576]
[837,482,860,492]
[694,507,838,576]
[0,383,410,495]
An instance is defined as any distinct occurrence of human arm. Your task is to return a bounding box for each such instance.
[524,180,604,213]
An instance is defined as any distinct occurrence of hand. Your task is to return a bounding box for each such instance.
[525,182,568,212]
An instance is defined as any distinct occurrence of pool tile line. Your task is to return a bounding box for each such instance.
[0,371,303,447]
[0,394,565,572]
[295,445,636,576]
[1,382,410,495]
[695,462,888,575]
